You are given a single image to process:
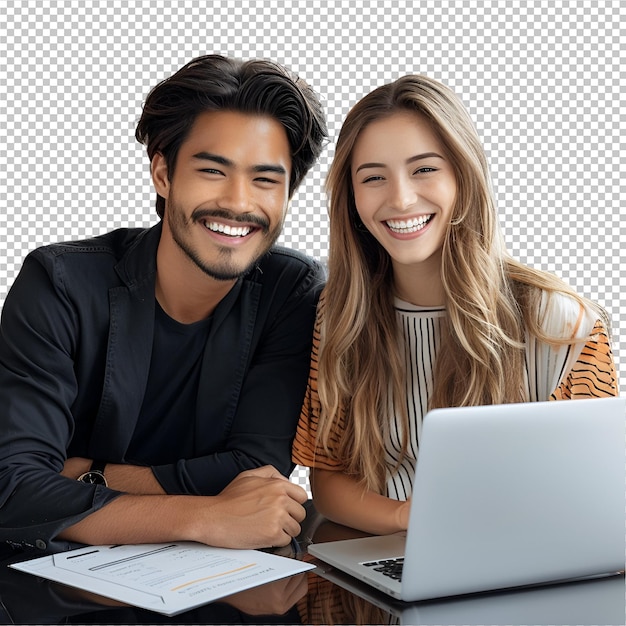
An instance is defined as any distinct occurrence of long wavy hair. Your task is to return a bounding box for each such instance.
[316,75,606,492]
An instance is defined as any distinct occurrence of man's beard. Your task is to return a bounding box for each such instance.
[168,203,283,281]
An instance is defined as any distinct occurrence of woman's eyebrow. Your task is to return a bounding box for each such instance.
[355,152,445,173]
[406,152,445,164]
[354,161,385,173]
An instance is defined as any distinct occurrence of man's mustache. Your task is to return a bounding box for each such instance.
[191,208,270,232]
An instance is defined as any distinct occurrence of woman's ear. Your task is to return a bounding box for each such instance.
[151,153,170,199]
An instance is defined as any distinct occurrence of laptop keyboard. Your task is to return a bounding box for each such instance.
[362,557,404,581]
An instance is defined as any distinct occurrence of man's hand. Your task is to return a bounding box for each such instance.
[193,465,308,549]
[221,572,308,615]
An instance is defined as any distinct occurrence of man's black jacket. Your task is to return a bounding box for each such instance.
[0,223,323,553]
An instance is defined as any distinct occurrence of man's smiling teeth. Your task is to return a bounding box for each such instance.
[386,215,433,233]
[204,221,252,237]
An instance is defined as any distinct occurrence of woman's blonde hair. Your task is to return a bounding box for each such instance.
[316,75,606,492]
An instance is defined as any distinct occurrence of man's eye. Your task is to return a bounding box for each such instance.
[200,168,224,175]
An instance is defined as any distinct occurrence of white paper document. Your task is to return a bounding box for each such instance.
[10,542,314,616]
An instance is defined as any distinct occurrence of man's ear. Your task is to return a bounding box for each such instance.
[151,153,170,198]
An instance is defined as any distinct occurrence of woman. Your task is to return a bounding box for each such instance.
[292,75,618,534]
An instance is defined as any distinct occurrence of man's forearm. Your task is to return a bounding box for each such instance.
[58,493,197,545]
[62,457,166,495]
[104,463,166,494]
[58,466,309,550]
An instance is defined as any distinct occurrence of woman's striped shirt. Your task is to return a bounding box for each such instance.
[292,292,618,500]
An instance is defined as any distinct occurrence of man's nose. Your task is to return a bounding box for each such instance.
[217,177,253,213]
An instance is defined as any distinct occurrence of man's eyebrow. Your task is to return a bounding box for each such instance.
[192,152,233,166]
[355,152,445,173]
[251,164,287,176]
[192,152,287,176]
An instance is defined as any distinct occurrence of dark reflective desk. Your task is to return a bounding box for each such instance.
[1,519,623,625]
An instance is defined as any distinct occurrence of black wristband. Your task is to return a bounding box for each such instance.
[89,460,107,475]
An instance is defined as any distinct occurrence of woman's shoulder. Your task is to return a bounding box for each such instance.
[537,289,601,340]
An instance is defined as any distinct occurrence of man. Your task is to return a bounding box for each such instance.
[0,55,327,553]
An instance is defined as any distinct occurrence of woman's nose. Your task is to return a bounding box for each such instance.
[388,176,417,212]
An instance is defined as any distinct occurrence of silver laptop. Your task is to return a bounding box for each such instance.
[308,397,625,602]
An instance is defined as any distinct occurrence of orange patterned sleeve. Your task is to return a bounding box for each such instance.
[292,295,347,470]
[551,320,619,399]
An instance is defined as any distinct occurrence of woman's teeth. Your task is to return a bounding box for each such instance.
[205,222,252,237]
[386,215,433,233]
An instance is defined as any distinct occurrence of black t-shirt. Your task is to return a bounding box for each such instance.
[125,302,212,465]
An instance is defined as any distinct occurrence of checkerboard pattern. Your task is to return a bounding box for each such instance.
[2,1,624,494]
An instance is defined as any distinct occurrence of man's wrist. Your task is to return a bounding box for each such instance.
[77,460,108,486]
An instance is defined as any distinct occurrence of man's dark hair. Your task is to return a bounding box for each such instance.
[135,54,328,218]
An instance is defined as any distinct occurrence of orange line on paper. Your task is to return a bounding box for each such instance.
[170,563,257,591]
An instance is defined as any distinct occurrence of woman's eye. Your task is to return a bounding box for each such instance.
[414,166,437,174]
[362,175,384,183]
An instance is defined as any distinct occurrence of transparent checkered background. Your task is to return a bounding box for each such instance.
[2,0,624,493]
